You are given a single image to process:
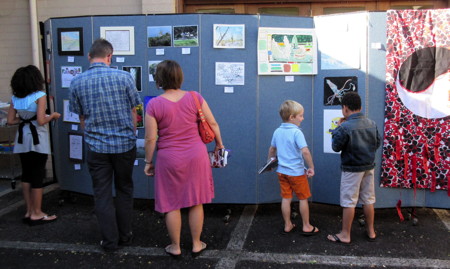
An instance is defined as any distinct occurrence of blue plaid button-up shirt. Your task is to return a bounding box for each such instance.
[69,62,141,153]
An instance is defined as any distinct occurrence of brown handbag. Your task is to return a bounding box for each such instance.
[190,91,215,144]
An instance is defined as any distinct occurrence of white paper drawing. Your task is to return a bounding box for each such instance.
[63,99,80,123]
[61,66,82,88]
[215,62,245,85]
[69,134,83,161]
[323,109,343,154]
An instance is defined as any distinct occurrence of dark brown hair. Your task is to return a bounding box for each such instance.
[341,92,361,111]
[10,65,44,98]
[89,38,113,59]
[154,60,184,90]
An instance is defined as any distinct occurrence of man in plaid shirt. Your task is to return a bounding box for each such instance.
[69,38,141,252]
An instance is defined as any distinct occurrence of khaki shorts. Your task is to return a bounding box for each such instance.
[277,173,311,200]
[340,169,376,207]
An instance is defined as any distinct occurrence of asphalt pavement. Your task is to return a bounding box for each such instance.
[0,181,449,269]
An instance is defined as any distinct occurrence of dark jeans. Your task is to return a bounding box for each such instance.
[87,146,136,249]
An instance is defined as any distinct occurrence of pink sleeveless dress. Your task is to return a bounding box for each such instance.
[146,91,214,213]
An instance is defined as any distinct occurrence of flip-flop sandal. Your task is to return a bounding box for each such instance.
[191,242,207,258]
[366,232,377,242]
[29,215,57,226]
[327,234,351,245]
[282,224,296,235]
[301,226,320,236]
[165,245,182,259]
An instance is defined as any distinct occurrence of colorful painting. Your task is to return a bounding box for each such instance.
[258,27,317,75]
[173,25,199,47]
[380,10,449,192]
[213,24,245,49]
[57,28,83,56]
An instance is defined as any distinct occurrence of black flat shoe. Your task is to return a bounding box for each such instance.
[22,217,30,224]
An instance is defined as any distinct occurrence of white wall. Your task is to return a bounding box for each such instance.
[0,0,175,103]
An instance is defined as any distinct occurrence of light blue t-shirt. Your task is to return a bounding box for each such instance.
[11,91,45,112]
[270,122,308,176]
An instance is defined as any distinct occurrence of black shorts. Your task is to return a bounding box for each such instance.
[19,152,48,188]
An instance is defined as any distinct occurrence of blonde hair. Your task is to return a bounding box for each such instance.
[279,100,304,122]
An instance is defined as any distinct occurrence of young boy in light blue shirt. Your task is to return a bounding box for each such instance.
[267,100,319,235]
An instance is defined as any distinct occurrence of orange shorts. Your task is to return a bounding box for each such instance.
[277,173,311,200]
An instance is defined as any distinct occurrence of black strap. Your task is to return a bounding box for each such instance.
[18,115,39,145]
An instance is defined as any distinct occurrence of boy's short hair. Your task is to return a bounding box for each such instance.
[279,100,304,122]
[154,60,184,90]
[341,92,361,111]
[89,38,113,59]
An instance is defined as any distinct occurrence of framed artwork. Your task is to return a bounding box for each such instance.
[213,24,245,49]
[323,76,357,106]
[147,26,172,47]
[57,27,84,56]
[63,99,80,123]
[257,27,317,75]
[68,132,84,162]
[100,26,135,55]
[61,66,82,88]
[173,25,199,47]
[123,66,142,92]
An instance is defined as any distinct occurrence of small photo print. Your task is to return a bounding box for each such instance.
[123,66,142,92]
[148,61,162,82]
[147,26,172,47]
[173,25,199,47]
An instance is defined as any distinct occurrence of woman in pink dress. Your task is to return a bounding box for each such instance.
[144,60,224,258]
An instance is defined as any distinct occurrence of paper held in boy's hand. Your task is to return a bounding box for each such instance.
[258,157,278,174]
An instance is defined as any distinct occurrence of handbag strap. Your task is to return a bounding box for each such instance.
[189,91,206,122]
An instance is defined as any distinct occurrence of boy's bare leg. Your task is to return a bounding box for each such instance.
[363,204,376,238]
[281,198,295,232]
[330,207,354,243]
[299,199,315,232]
